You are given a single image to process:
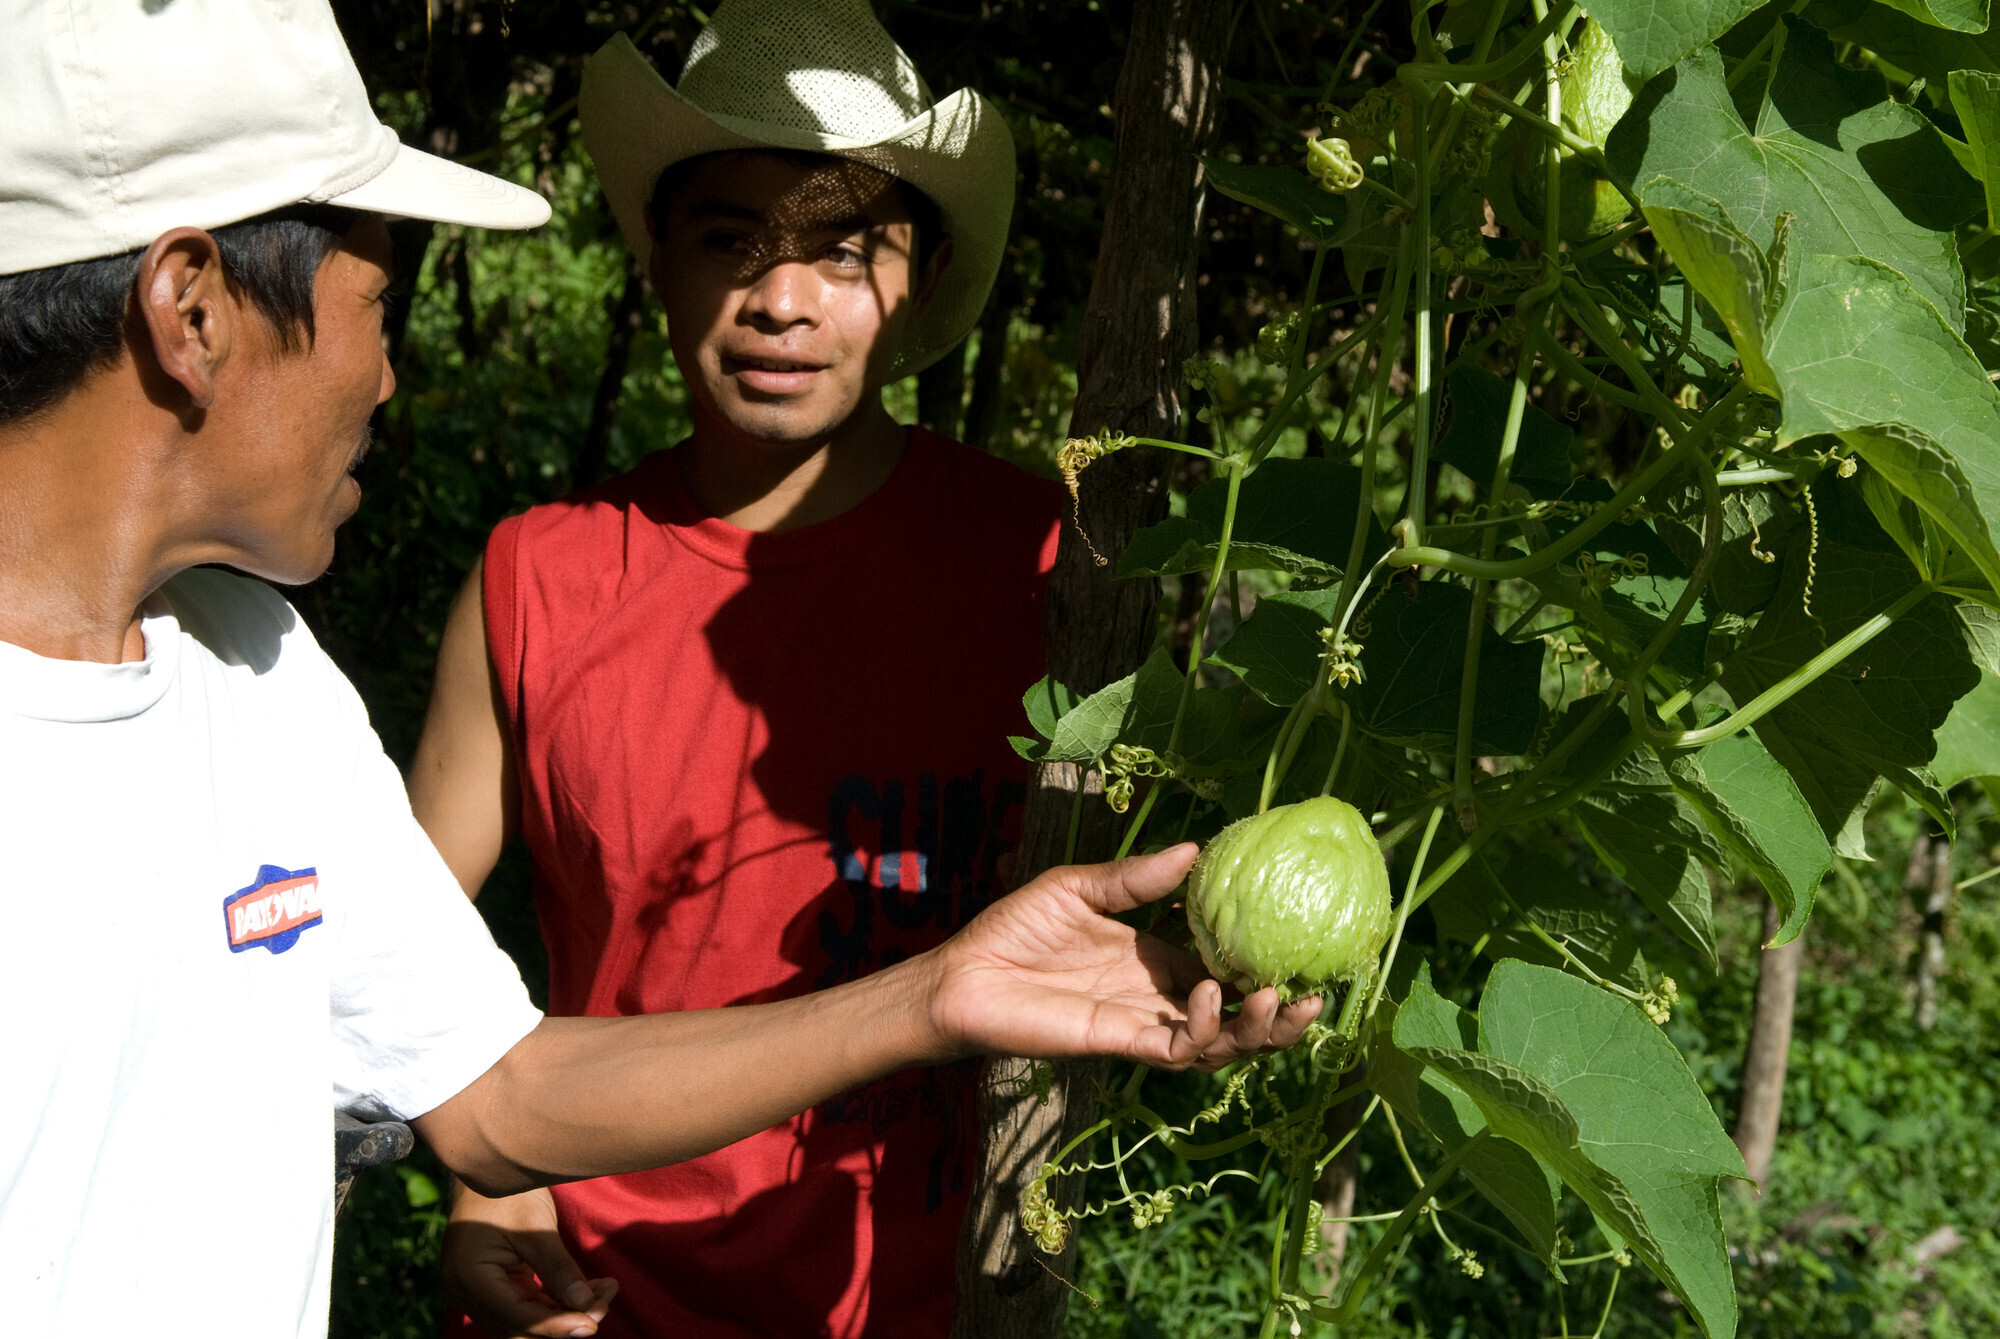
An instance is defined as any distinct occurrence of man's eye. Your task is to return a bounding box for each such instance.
[825,243,868,268]
[703,231,751,254]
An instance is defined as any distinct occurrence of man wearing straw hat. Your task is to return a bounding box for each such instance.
[409,2,1177,1337]
[0,1,1315,1336]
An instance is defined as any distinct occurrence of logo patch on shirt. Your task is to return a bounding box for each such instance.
[223,865,322,954]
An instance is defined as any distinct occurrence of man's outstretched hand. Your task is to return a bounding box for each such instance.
[418,847,1324,1197]
[921,845,1320,1071]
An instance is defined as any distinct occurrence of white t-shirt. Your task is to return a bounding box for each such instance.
[0,568,543,1337]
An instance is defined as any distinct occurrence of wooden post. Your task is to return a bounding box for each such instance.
[1909,823,1953,1032]
[1733,900,1804,1192]
[951,2,1228,1335]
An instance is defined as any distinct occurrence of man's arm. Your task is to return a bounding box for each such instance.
[412,845,1318,1197]
[410,558,516,897]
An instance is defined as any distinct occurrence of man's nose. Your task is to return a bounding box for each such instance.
[742,257,820,330]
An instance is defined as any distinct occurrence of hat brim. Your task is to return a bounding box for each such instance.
[580,33,1014,378]
[327,142,551,231]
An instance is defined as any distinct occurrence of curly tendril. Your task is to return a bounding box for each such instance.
[1306,136,1365,192]
[1057,430,1139,567]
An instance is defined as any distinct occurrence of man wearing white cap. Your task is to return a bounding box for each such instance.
[0,2,1315,1337]
[407,3,1223,1337]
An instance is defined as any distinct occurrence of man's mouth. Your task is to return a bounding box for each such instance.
[725,353,827,393]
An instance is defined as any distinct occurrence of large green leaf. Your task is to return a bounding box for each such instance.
[1012,648,1238,765]
[1372,981,1563,1269]
[1948,69,2000,221]
[1666,732,1831,946]
[1346,580,1546,755]
[1878,0,1991,30]
[1118,458,1388,580]
[1657,487,1798,617]
[1606,19,1982,324]
[1585,0,1766,78]
[1198,156,1344,242]
[1394,968,1741,1338]
[1808,0,2000,82]
[1638,179,1782,396]
[1208,586,1342,705]
[1720,537,1981,845]
[1432,363,1574,496]
[1763,251,2000,592]
[1123,647,1241,764]
[1476,962,1746,1338]
[1012,670,1134,762]
[1572,750,1723,964]
[1932,669,2000,786]
[1431,852,1654,992]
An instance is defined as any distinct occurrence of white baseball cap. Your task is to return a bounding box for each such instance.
[0,0,551,277]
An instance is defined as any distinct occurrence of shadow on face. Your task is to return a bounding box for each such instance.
[646,151,930,449]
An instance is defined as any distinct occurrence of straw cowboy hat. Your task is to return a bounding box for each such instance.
[580,0,1016,377]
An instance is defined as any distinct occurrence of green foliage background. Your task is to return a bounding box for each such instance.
[314,1,2000,1336]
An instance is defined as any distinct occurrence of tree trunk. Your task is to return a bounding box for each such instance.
[573,255,649,489]
[1908,822,1953,1031]
[951,3,1228,1336]
[1734,899,1804,1193]
[919,342,969,440]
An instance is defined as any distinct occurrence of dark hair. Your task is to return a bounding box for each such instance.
[0,204,357,426]
[647,149,947,274]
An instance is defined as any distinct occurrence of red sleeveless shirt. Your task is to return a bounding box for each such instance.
[481,429,1062,1338]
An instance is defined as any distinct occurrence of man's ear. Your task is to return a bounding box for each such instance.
[914,237,955,310]
[134,228,238,411]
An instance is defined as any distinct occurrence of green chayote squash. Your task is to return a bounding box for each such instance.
[1186,796,1392,1002]
[1485,19,1634,242]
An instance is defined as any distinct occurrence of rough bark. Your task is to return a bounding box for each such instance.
[1908,824,1953,1031]
[952,3,1228,1335]
[1734,899,1804,1193]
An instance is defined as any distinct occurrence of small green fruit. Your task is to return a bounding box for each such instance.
[1186,797,1392,1002]
[1482,19,1635,243]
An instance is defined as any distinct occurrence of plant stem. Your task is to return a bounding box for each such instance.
[1366,805,1446,1024]
[1315,1094,1381,1174]
[1164,460,1245,766]
[1498,591,1551,640]
[1452,286,1551,822]
[1063,765,1088,865]
[1320,707,1355,797]
[1726,0,1808,93]
[1120,435,1225,460]
[1259,688,1319,814]
[1475,852,1646,1001]
[1539,335,1647,409]
[1650,579,1937,749]
[1334,232,1415,631]
[1321,1129,1492,1322]
[1406,101,1436,552]
[1467,85,1643,214]
[1113,782,1164,860]
[1405,688,1624,913]
[1395,0,1575,87]
[1239,310,1388,473]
